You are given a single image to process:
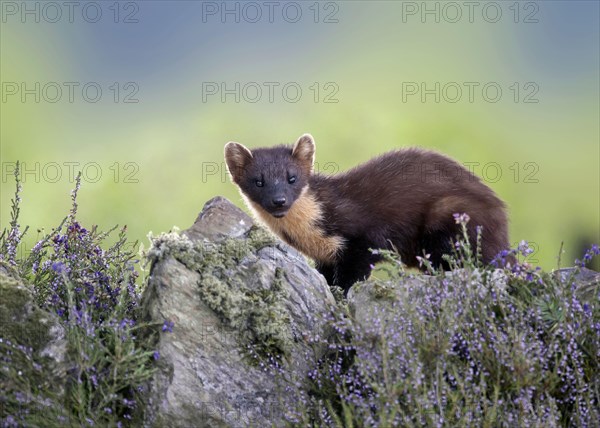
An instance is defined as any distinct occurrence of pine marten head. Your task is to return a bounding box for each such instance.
[224,134,315,218]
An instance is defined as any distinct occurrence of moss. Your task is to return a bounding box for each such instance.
[148,226,291,360]
[0,273,68,425]
[145,230,194,264]
[328,285,346,304]
[245,226,276,250]
[0,260,20,280]
[369,281,399,300]
[0,273,52,356]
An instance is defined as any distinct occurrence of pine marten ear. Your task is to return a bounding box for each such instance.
[292,133,316,171]
[224,142,253,184]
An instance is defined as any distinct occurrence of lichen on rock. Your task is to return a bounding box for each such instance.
[148,225,291,358]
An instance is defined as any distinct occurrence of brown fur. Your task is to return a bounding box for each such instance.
[243,188,344,263]
[291,134,316,170]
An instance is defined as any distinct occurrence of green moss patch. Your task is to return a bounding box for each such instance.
[149,226,292,360]
[0,273,68,425]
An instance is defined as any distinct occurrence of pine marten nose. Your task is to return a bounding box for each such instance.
[273,197,286,207]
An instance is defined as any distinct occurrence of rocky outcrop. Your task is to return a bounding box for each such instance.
[2,196,598,427]
[141,197,337,428]
[348,266,600,343]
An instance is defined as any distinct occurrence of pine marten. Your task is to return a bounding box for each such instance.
[224,134,511,294]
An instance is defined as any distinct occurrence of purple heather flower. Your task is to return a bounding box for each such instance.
[453,212,470,224]
[582,303,591,315]
[153,351,160,360]
[4,415,18,427]
[51,261,66,273]
[518,240,534,257]
[162,320,174,333]
[576,243,600,267]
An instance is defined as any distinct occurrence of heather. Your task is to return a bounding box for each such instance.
[276,220,600,427]
[1,164,598,427]
[1,164,158,427]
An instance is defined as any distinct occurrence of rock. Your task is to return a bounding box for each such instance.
[348,275,429,324]
[554,267,599,284]
[554,267,599,302]
[141,197,337,428]
[0,269,69,425]
[346,273,437,347]
[348,266,600,342]
[183,196,254,243]
[346,269,509,338]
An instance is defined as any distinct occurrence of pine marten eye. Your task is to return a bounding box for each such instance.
[255,179,264,187]
[288,175,297,184]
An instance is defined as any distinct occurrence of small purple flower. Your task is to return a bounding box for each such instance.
[4,415,17,427]
[162,320,174,333]
[51,261,65,273]
[582,303,591,315]
[453,213,470,224]
[153,351,160,360]
[577,244,600,267]
[518,240,533,257]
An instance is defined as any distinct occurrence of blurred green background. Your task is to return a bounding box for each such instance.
[1,1,598,270]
